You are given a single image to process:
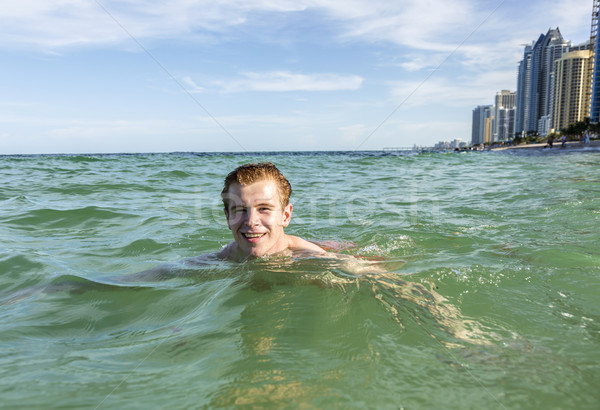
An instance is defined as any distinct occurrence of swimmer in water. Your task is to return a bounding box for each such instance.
[2,163,489,346]
[128,161,380,279]
[211,163,409,276]
[208,162,392,275]
[216,162,325,262]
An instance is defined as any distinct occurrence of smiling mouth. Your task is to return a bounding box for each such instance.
[243,233,266,240]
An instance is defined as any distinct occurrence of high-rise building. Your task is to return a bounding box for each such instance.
[516,28,571,134]
[472,105,494,145]
[569,41,592,51]
[552,50,593,131]
[538,114,553,138]
[590,0,600,122]
[493,90,516,141]
[484,116,493,144]
[515,43,533,135]
[531,28,571,131]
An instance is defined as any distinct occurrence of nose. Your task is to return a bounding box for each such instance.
[246,208,260,226]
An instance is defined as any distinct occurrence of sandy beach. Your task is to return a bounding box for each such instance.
[491,139,600,151]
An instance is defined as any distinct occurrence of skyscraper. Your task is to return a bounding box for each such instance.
[516,28,571,133]
[515,43,533,135]
[472,105,494,145]
[590,0,600,122]
[552,50,593,131]
[493,90,516,141]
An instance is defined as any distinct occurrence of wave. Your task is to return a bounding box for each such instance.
[2,206,138,230]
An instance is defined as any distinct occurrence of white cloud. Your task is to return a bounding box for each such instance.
[182,77,204,93]
[0,0,314,50]
[0,0,594,153]
[215,71,363,92]
[1,0,592,63]
[389,69,517,108]
[398,54,439,72]
[548,0,594,42]
[321,0,476,49]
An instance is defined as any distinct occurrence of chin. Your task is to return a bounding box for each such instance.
[243,247,268,258]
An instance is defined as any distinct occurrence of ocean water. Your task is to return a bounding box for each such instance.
[0,150,599,409]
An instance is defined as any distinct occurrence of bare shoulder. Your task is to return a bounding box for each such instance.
[215,241,236,260]
[184,252,222,264]
[286,235,326,254]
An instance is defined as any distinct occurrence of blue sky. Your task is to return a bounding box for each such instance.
[0,0,592,154]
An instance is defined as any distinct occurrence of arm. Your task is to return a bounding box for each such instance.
[286,235,327,254]
[116,252,221,283]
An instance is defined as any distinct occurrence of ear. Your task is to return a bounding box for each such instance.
[281,203,292,228]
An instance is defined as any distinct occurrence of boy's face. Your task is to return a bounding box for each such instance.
[224,179,292,258]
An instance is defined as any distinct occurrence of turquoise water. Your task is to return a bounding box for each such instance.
[1,150,599,409]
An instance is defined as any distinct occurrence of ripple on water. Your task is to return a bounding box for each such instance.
[3,206,138,230]
[1,151,600,408]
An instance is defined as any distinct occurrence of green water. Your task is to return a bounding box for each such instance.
[0,150,599,409]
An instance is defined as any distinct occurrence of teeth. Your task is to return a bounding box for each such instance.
[244,233,264,238]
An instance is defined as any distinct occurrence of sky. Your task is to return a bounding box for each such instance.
[0,0,593,154]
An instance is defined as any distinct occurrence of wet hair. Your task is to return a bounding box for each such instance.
[221,162,292,210]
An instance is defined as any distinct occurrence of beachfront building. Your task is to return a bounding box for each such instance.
[590,0,600,123]
[433,139,467,150]
[493,90,516,142]
[516,28,571,134]
[531,28,571,132]
[452,139,467,149]
[471,105,494,145]
[552,49,593,131]
[515,43,533,136]
[569,41,592,52]
[538,114,553,138]
[484,115,493,144]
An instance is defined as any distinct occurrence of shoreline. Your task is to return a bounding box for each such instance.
[490,140,600,151]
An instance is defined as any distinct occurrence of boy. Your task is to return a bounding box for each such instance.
[217,162,325,261]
